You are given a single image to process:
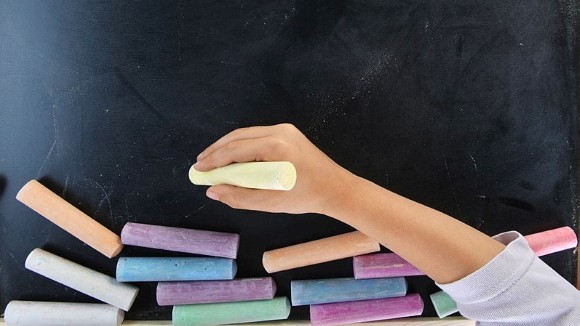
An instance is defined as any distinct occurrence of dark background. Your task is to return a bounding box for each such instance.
[0,0,578,320]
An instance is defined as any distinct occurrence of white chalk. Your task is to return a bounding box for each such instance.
[189,161,297,190]
[4,301,124,326]
[25,248,139,311]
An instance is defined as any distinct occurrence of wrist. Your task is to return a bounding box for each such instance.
[318,169,363,219]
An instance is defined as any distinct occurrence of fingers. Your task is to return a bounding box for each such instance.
[194,136,287,171]
[197,125,281,161]
[206,185,284,212]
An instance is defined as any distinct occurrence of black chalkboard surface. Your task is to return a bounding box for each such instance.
[0,0,578,320]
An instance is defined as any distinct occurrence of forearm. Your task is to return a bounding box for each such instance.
[326,175,505,284]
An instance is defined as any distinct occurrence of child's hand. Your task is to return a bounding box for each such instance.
[194,124,354,214]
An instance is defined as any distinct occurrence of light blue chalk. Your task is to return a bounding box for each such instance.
[116,257,236,282]
[290,277,407,306]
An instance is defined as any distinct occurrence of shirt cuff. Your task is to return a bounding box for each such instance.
[436,231,536,304]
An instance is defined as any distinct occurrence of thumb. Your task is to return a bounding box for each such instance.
[206,185,274,211]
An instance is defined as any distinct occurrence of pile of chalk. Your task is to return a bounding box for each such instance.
[119,222,290,326]
[4,173,578,325]
[5,180,291,326]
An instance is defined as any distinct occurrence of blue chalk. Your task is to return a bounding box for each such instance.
[291,277,407,306]
[116,257,237,282]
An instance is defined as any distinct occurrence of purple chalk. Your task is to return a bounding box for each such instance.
[156,277,276,306]
[121,222,239,259]
[310,293,424,325]
[353,253,424,279]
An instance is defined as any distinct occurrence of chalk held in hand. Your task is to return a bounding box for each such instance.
[310,293,424,325]
[354,252,425,279]
[25,248,139,311]
[189,161,297,190]
[291,277,407,306]
[4,301,124,326]
[173,297,291,326]
[121,222,239,259]
[157,277,276,306]
[263,231,380,273]
[116,257,236,282]
[16,180,123,258]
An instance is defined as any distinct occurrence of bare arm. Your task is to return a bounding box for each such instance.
[194,124,504,284]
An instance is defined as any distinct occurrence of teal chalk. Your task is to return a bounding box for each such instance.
[291,277,407,306]
[116,257,236,282]
[172,297,291,326]
[430,291,458,318]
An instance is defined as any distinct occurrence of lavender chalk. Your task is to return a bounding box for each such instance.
[310,293,424,325]
[291,277,407,306]
[116,257,236,282]
[354,253,424,279]
[157,277,276,306]
[121,222,239,259]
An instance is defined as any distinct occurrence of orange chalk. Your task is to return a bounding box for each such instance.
[262,231,380,273]
[16,180,123,258]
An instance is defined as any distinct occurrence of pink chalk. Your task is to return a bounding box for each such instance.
[156,277,276,306]
[524,226,577,257]
[310,293,424,325]
[353,253,424,279]
[121,222,239,259]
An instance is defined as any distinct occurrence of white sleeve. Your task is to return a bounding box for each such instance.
[436,231,580,326]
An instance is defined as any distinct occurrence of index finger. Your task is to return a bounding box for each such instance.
[197,125,279,161]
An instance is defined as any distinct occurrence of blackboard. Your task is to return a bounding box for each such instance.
[0,0,578,320]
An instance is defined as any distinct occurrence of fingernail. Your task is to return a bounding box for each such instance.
[197,152,206,160]
[206,190,219,201]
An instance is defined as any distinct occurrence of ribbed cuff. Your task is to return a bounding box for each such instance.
[436,231,536,304]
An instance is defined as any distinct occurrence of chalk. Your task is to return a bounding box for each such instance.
[121,222,239,259]
[291,277,407,306]
[354,253,424,279]
[262,231,380,273]
[310,293,424,325]
[173,297,291,326]
[524,226,577,256]
[430,291,458,318]
[16,180,123,258]
[116,257,236,282]
[25,248,138,311]
[157,277,276,306]
[4,301,124,326]
[189,161,297,191]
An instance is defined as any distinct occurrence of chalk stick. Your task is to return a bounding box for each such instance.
[291,277,407,306]
[173,297,291,326]
[121,222,239,259]
[430,291,458,318]
[16,180,123,258]
[189,161,297,191]
[25,248,139,311]
[116,257,236,282]
[524,226,577,256]
[157,277,276,306]
[263,231,380,273]
[310,293,424,325]
[4,301,124,326]
[354,253,424,279]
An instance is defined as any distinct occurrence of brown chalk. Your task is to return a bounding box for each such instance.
[16,180,123,258]
[262,231,380,273]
